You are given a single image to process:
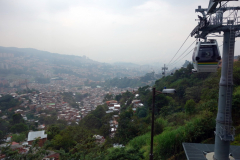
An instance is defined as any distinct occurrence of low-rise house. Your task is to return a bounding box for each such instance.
[106,110,113,114]
[27,131,47,147]
[42,151,60,160]
[114,104,120,110]
[38,124,45,130]
[112,115,119,122]
[109,107,114,110]
[106,100,117,106]
[15,109,24,114]
[93,135,105,144]
[132,100,141,104]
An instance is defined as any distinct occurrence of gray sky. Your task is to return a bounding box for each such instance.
[0,0,239,66]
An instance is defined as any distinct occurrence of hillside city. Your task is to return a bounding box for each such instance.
[1,46,240,159]
[0,48,153,159]
[1,0,240,159]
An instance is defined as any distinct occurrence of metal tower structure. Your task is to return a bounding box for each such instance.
[162,64,168,77]
[183,0,240,160]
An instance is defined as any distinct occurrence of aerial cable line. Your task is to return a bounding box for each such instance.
[167,34,191,65]
[168,2,229,68]
[170,42,226,67]
[169,48,195,67]
[226,8,238,19]
[168,39,196,66]
[169,39,197,66]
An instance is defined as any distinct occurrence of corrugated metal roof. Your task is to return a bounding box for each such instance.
[27,131,47,141]
[183,143,240,160]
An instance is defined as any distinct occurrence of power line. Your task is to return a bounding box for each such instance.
[169,39,197,66]
[167,34,190,65]
[216,1,229,13]
[170,42,226,67]
[168,2,231,69]
[169,48,194,67]
[167,2,229,68]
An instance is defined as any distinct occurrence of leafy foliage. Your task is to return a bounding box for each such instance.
[105,147,144,160]
[184,99,196,115]
[0,95,20,111]
[2,60,239,159]
[0,139,52,160]
[11,133,26,143]
[10,123,28,133]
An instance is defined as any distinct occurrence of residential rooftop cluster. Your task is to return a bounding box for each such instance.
[106,96,144,138]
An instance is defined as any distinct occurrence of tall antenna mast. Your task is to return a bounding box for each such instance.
[162,64,168,77]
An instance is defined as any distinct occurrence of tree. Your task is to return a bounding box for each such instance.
[0,139,51,160]
[103,94,114,102]
[185,99,196,115]
[75,93,89,102]
[11,133,26,143]
[12,114,24,125]
[0,131,6,143]
[115,95,122,102]
[0,119,9,143]
[26,113,35,120]
[81,114,102,130]
[10,123,28,133]
[185,86,202,102]
[39,115,57,125]
[106,147,144,160]
[0,95,20,111]
[52,126,95,153]
[182,60,190,68]
[114,109,146,145]
[137,107,147,118]
[47,125,60,140]
[52,134,75,152]
[91,106,106,120]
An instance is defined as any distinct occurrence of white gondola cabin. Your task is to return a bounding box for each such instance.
[192,39,221,73]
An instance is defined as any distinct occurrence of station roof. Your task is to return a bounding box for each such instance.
[183,143,240,160]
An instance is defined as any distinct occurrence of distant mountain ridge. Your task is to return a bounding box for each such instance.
[0,46,146,81]
[0,46,99,65]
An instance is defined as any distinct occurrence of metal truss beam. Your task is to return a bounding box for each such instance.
[207,0,239,14]
[197,7,240,14]
[195,25,240,38]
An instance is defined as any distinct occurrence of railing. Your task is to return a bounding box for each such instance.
[209,16,240,25]
[219,125,235,141]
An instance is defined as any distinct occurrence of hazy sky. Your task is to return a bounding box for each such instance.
[0,0,239,66]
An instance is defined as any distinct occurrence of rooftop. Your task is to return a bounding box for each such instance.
[27,131,47,141]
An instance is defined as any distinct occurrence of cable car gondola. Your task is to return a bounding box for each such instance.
[192,39,221,73]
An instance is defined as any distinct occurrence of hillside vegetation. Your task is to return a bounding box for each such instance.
[2,61,240,160]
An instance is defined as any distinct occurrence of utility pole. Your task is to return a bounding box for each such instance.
[183,1,240,160]
[162,64,168,77]
[149,87,155,160]
[150,88,176,160]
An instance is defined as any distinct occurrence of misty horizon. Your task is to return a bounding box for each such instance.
[1,0,239,66]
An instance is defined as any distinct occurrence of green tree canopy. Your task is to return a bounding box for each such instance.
[184,99,196,115]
